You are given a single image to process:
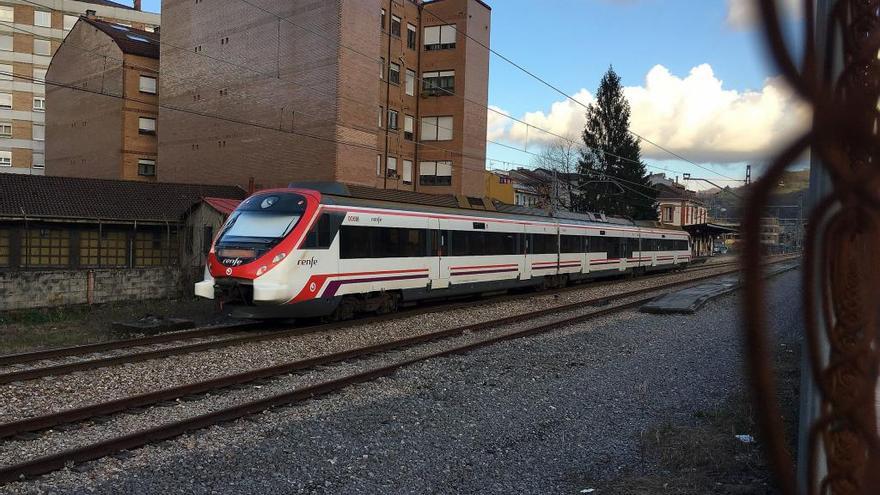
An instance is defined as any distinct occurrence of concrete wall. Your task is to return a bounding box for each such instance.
[0,267,184,311]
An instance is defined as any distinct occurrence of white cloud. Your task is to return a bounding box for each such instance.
[488,63,810,164]
[726,0,803,29]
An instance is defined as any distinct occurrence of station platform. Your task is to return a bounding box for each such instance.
[640,262,799,314]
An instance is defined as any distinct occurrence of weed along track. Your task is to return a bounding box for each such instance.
[0,258,799,483]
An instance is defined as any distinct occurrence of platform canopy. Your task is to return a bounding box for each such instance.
[682,223,739,237]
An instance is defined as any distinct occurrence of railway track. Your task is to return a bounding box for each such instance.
[0,255,796,386]
[0,258,800,483]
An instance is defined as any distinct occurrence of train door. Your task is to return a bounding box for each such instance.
[430,218,449,289]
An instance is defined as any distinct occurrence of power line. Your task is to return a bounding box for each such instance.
[419,5,742,183]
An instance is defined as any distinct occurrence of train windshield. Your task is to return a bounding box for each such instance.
[218,193,307,245]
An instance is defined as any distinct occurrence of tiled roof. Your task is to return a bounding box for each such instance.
[0,175,246,223]
[203,197,241,215]
[80,17,159,59]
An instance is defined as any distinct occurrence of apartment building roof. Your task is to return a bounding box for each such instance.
[81,17,159,58]
[81,0,139,9]
[0,175,245,223]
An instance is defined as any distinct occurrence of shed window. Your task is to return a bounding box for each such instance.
[23,228,70,267]
[0,229,10,267]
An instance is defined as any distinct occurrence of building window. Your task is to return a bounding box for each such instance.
[24,228,70,267]
[33,39,51,56]
[424,25,456,50]
[390,15,401,37]
[32,152,44,169]
[405,69,415,96]
[134,230,178,267]
[138,117,157,135]
[420,116,453,141]
[0,35,12,52]
[387,109,398,130]
[380,8,385,30]
[378,106,383,128]
[407,23,417,50]
[32,124,44,141]
[403,115,414,140]
[79,230,127,267]
[388,62,400,85]
[379,57,384,79]
[139,75,157,94]
[420,160,452,186]
[387,156,398,178]
[662,206,675,223]
[0,6,13,23]
[33,97,45,111]
[138,158,156,176]
[0,123,11,137]
[421,70,454,96]
[0,150,10,166]
[33,68,47,84]
[34,11,52,28]
[0,64,12,80]
[402,159,413,185]
[63,14,77,31]
[0,93,10,109]
[0,229,9,267]
[376,154,382,176]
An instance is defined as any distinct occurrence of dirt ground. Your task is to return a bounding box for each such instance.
[593,336,801,494]
[0,298,232,355]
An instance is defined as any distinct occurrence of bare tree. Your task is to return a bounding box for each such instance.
[532,135,583,211]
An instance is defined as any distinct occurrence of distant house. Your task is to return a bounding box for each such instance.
[648,173,707,227]
[46,16,159,181]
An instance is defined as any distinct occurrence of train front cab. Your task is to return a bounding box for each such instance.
[195,189,337,317]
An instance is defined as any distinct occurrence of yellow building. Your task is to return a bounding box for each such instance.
[485,170,514,205]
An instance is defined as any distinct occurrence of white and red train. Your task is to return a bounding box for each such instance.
[195,184,691,319]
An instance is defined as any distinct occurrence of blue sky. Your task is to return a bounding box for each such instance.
[136,0,806,188]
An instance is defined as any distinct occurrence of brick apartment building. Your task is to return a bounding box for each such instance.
[157,0,490,197]
[0,0,158,176]
[45,16,159,181]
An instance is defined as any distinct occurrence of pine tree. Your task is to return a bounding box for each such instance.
[577,67,658,220]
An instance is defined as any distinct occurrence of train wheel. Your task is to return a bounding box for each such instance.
[328,297,356,322]
[376,292,400,315]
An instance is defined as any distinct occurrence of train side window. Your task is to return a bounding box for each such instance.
[303,213,345,249]
[560,235,582,253]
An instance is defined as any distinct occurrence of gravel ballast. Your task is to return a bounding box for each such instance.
[0,269,802,494]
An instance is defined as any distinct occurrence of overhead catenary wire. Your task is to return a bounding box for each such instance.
[24,0,699,191]
[13,7,671,198]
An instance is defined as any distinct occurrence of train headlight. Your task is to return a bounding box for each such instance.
[256,265,268,276]
[272,252,286,264]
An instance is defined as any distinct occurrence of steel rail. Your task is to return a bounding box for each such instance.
[0,256,796,385]
[0,260,800,441]
[0,261,801,484]
[0,258,750,368]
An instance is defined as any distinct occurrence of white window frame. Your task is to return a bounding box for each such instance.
[406,23,417,50]
[63,15,77,31]
[34,11,51,28]
[0,93,11,109]
[402,159,413,184]
[137,158,156,177]
[138,116,157,134]
[139,75,157,94]
[403,114,414,140]
[386,156,397,178]
[419,160,453,186]
[33,96,45,111]
[0,6,14,23]
[32,152,44,169]
[378,106,383,128]
[387,109,398,130]
[32,124,44,141]
[405,69,415,96]
[420,116,453,141]
[424,25,456,50]
[0,150,10,167]
[0,64,11,81]
[33,39,51,56]
[376,154,382,176]
[388,62,400,84]
[0,35,12,52]
[390,15,401,37]
[33,68,47,84]
[0,122,12,137]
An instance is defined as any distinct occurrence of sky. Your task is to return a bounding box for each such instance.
[136,0,808,190]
